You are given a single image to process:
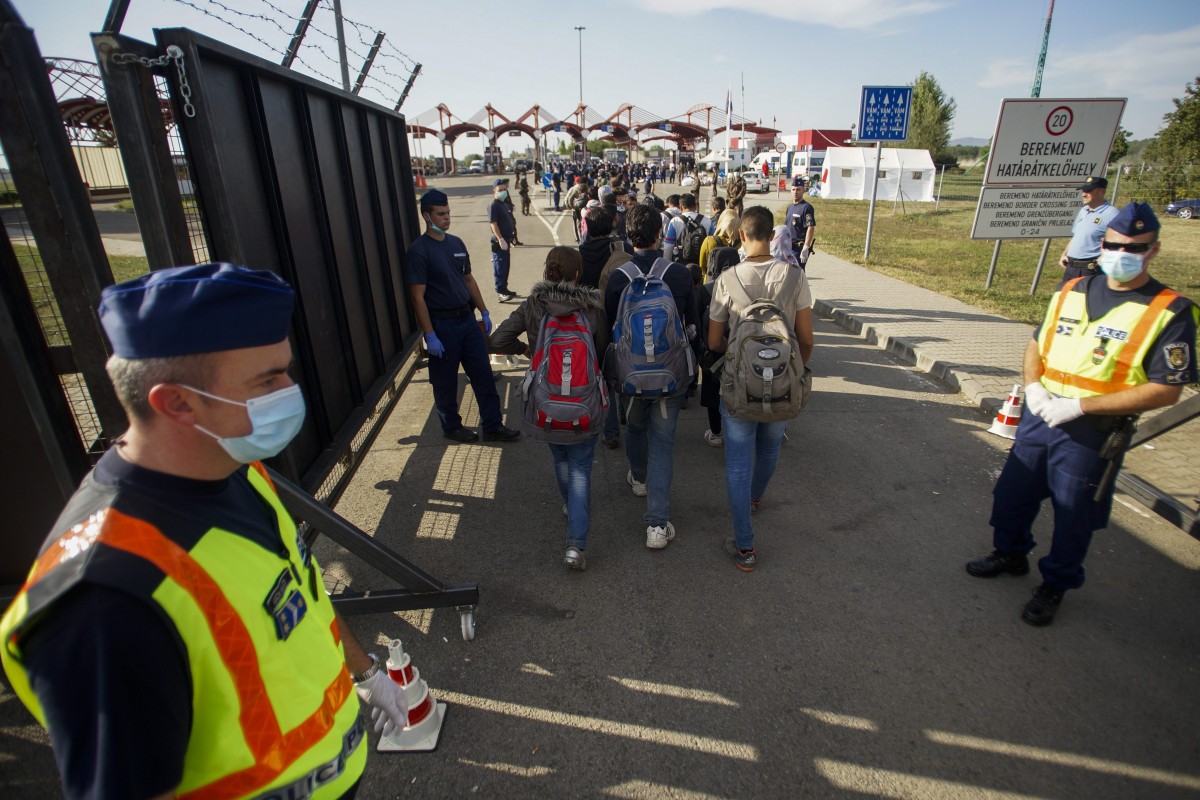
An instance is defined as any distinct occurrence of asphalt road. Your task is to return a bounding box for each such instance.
[1,175,1197,799]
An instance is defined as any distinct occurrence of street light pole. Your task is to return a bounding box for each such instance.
[574,26,585,106]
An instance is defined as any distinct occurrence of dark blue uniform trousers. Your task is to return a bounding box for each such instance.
[491,248,511,295]
[990,407,1114,592]
[428,316,504,434]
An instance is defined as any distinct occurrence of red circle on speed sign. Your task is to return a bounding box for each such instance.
[1045,106,1074,136]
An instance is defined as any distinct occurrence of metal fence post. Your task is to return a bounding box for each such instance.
[93,34,196,269]
[0,0,126,441]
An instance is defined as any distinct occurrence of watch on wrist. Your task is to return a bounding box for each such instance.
[351,652,382,684]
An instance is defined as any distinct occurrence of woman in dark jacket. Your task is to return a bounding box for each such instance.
[490,247,610,571]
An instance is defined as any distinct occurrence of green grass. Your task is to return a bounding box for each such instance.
[14,243,149,346]
[787,195,1200,327]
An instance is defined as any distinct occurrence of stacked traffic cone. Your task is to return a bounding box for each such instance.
[988,384,1023,439]
[376,638,447,753]
[415,173,427,189]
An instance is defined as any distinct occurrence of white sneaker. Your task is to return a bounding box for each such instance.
[645,522,676,550]
[627,470,647,497]
[704,429,724,447]
[564,546,587,571]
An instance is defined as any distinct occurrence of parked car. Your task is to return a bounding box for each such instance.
[741,172,770,193]
[1164,198,1198,219]
[467,162,484,174]
[511,158,532,173]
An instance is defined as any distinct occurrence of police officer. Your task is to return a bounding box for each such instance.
[487,179,518,302]
[1058,176,1118,282]
[0,263,408,798]
[967,203,1198,626]
[783,176,816,268]
[408,189,520,443]
[498,176,523,245]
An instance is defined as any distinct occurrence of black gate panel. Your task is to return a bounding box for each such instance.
[151,28,422,493]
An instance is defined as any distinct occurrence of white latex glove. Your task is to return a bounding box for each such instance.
[1023,382,1052,417]
[498,238,509,251]
[1041,396,1083,428]
[800,246,812,262]
[354,669,408,737]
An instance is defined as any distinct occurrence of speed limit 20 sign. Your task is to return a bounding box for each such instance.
[983,98,1126,187]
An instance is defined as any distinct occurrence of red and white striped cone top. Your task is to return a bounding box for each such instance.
[988,384,1023,439]
[376,638,447,753]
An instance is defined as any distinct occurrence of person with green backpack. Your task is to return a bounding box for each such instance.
[707,206,814,571]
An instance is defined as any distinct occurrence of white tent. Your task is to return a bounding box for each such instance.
[818,147,936,202]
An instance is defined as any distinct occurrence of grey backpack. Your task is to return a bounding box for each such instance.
[717,264,811,422]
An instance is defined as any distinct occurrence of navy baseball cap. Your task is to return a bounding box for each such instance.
[792,175,808,187]
[492,178,509,187]
[419,189,448,209]
[1108,202,1160,236]
[99,263,294,358]
[1078,176,1108,191]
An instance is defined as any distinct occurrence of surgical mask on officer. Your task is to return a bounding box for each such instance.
[1098,249,1146,283]
[497,190,509,200]
[423,213,446,234]
[188,384,306,463]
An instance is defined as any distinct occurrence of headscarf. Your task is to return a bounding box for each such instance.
[771,225,799,266]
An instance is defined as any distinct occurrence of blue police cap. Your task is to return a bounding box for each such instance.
[1108,202,1160,236]
[419,189,448,209]
[492,178,508,188]
[792,175,808,188]
[99,263,294,358]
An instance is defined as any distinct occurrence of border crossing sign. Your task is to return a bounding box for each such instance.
[858,86,912,142]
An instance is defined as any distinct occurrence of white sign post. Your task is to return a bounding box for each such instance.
[975,97,1125,290]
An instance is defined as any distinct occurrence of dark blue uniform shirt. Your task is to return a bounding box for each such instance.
[405,232,472,310]
[487,199,515,242]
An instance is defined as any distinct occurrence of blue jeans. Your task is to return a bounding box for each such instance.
[428,316,503,433]
[603,383,620,441]
[491,247,511,294]
[721,401,788,551]
[625,393,685,527]
[990,407,1112,591]
[549,437,598,549]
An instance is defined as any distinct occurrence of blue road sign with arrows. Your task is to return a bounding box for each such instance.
[858,86,913,141]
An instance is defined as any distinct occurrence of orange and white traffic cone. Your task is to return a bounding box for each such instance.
[988,384,1024,439]
[376,638,447,753]
[415,173,427,189]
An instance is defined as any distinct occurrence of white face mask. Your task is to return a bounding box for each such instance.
[1098,249,1146,282]
[187,384,306,463]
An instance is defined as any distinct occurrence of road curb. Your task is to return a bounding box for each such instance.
[813,297,1011,416]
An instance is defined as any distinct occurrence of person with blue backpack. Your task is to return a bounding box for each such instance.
[489,247,610,570]
[603,203,699,550]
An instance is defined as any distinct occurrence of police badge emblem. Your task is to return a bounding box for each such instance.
[1163,341,1190,370]
[1092,339,1108,365]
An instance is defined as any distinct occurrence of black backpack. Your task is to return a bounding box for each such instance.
[678,214,707,264]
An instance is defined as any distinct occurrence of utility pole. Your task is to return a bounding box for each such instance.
[1025,0,1056,294]
[574,27,585,106]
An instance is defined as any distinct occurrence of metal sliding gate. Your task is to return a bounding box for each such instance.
[0,4,476,635]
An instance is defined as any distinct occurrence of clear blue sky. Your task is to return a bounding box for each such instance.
[14,0,1200,155]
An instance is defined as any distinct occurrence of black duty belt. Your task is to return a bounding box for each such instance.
[1065,257,1098,268]
[428,305,471,319]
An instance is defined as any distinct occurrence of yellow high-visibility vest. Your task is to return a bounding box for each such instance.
[1037,277,1186,398]
[0,462,365,799]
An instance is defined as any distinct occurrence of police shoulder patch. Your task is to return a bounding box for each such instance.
[1163,341,1190,370]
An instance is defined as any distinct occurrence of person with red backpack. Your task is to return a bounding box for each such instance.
[489,247,610,571]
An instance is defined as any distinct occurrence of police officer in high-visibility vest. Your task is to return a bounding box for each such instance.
[0,264,407,798]
[966,203,1197,626]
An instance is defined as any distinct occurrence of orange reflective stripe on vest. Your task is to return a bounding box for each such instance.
[29,508,354,800]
